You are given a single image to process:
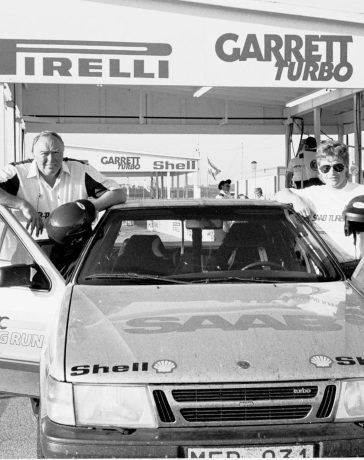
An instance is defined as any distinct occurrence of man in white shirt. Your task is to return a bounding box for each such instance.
[276,140,364,262]
[0,131,126,236]
[254,187,264,199]
[216,179,232,199]
[285,136,322,189]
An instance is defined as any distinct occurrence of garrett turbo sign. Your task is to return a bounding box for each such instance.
[215,33,353,82]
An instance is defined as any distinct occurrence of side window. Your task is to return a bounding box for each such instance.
[0,218,33,267]
[0,216,50,290]
[352,257,364,293]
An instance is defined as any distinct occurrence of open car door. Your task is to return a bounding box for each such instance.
[0,205,66,397]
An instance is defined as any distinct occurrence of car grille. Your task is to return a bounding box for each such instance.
[151,381,338,426]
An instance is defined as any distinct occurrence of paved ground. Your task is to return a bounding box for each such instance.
[0,396,36,458]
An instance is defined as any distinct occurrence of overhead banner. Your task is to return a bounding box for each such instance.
[0,1,361,87]
[68,151,198,173]
[0,34,357,87]
[99,154,198,173]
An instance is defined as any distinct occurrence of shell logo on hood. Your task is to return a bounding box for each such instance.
[237,361,250,369]
[309,355,333,368]
[152,360,177,373]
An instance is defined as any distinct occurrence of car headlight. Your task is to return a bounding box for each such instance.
[46,376,75,425]
[74,385,157,428]
[335,380,364,421]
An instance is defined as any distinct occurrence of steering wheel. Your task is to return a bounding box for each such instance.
[240,261,285,271]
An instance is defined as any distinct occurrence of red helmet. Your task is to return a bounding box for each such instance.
[45,200,96,245]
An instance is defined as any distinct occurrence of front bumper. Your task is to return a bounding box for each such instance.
[41,417,364,458]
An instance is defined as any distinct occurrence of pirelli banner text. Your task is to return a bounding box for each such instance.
[0,30,360,87]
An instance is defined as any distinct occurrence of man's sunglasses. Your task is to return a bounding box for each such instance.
[318,163,345,174]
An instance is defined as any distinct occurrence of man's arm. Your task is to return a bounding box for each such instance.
[92,188,126,212]
[0,188,43,235]
[285,171,293,188]
[275,188,311,218]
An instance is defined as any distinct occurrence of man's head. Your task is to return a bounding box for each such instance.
[316,140,349,189]
[254,187,263,197]
[304,136,317,150]
[32,131,64,179]
[218,179,231,192]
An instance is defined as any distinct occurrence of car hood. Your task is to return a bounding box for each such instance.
[65,281,364,383]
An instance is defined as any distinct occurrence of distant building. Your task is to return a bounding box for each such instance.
[64,144,200,199]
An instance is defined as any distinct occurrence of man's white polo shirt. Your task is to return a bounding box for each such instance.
[0,158,120,221]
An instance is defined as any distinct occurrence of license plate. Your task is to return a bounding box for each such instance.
[187,444,314,458]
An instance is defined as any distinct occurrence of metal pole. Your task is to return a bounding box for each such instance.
[354,92,362,184]
[285,121,292,167]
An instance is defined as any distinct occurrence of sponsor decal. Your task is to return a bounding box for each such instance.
[124,314,341,334]
[310,160,318,171]
[312,214,344,222]
[0,39,171,81]
[310,356,364,367]
[70,360,178,376]
[0,316,9,330]
[336,356,364,365]
[152,359,177,373]
[237,360,250,369]
[0,331,44,348]
[309,355,333,368]
[215,33,353,82]
[70,361,149,376]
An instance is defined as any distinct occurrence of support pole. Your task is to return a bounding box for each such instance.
[166,172,171,199]
[285,121,292,166]
[354,92,362,184]
[338,125,344,143]
[314,108,321,144]
[0,84,6,169]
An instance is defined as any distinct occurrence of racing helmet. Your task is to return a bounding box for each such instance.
[45,200,96,246]
[343,195,364,236]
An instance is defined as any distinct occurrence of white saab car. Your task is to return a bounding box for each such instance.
[1,199,364,458]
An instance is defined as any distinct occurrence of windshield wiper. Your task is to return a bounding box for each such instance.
[84,273,189,284]
[189,276,282,284]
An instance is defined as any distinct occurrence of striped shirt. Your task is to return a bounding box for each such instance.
[0,158,120,221]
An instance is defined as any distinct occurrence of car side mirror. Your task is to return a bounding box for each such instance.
[0,263,50,290]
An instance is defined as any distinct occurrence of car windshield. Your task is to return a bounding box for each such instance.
[77,205,342,285]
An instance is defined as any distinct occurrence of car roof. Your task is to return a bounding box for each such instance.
[110,198,288,211]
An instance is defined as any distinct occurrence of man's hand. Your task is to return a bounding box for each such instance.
[291,195,311,218]
[20,201,43,236]
[275,188,312,218]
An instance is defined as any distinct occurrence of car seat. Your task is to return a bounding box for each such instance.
[113,234,175,275]
[215,222,278,270]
